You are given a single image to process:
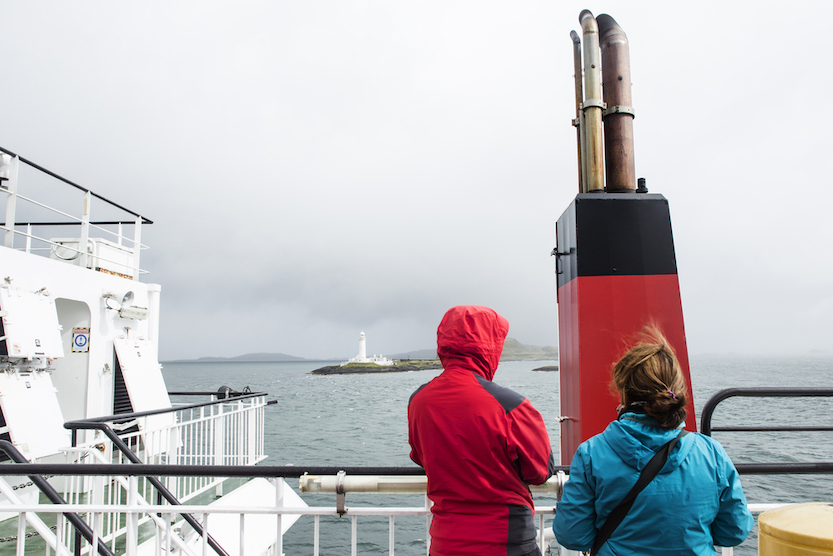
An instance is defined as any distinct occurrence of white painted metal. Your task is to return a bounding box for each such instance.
[127,476,139,556]
[113,336,173,435]
[0,477,65,551]
[313,515,320,556]
[0,371,69,459]
[52,298,92,423]
[132,215,142,280]
[2,154,19,249]
[0,284,64,359]
[79,192,91,271]
[3,495,804,556]
[16,513,25,556]
[50,237,136,277]
[351,515,357,556]
[389,515,395,556]
[299,473,563,495]
[173,478,305,556]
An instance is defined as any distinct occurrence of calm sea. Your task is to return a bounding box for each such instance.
[161,355,833,555]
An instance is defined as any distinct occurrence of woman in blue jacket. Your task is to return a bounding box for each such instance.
[553,330,753,555]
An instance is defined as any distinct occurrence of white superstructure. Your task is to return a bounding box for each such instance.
[0,147,304,556]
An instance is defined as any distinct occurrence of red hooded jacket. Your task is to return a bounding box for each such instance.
[408,306,555,556]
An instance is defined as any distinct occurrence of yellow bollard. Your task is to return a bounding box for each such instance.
[758,503,833,555]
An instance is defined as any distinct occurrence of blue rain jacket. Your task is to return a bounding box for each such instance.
[554,413,753,555]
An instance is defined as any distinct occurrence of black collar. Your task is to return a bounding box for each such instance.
[617,401,647,419]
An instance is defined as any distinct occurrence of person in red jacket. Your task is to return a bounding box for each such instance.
[408,305,555,556]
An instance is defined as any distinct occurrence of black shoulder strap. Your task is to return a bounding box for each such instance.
[589,429,689,556]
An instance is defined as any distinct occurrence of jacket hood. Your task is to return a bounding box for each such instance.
[603,413,694,473]
[436,305,509,381]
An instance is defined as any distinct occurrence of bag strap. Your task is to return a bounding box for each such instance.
[589,429,689,556]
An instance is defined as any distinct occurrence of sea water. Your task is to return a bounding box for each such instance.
[161,355,833,555]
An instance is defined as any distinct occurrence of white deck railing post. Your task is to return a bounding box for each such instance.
[126,475,139,556]
[274,478,284,556]
[79,191,91,270]
[351,515,358,556]
[214,404,224,470]
[424,494,432,556]
[132,215,141,280]
[237,400,245,465]
[16,513,26,556]
[3,154,20,248]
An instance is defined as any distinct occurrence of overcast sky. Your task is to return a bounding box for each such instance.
[3,1,832,360]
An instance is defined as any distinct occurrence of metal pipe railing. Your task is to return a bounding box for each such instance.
[0,145,152,224]
[0,441,115,556]
[65,411,271,556]
[700,387,833,436]
[65,390,270,427]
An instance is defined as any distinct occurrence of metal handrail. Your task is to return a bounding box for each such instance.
[4,460,833,479]
[63,421,230,556]
[700,387,833,436]
[64,390,271,429]
[61,393,271,556]
[0,440,114,556]
[0,464,432,478]
[0,145,152,224]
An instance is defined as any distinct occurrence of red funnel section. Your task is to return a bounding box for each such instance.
[555,192,696,465]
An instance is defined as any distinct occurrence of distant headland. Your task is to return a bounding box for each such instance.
[165,337,558,366]
[165,352,309,363]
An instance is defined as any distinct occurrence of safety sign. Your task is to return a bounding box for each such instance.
[72,327,90,353]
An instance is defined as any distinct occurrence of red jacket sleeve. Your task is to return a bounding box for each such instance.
[508,399,555,485]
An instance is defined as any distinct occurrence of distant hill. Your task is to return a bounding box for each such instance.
[391,338,557,362]
[389,348,438,360]
[190,352,306,362]
[500,338,558,361]
[168,338,557,363]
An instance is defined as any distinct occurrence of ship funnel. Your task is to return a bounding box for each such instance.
[572,11,636,192]
[555,11,696,465]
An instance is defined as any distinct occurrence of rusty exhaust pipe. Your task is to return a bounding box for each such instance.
[579,10,604,192]
[597,13,636,191]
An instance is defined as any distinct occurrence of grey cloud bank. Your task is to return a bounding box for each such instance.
[2,1,831,360]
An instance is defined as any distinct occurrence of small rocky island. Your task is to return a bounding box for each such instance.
[531,365,559,372]
[311,359,442,375]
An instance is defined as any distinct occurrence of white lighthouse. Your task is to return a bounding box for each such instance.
[342,331,394,366]
[358,331,367,360]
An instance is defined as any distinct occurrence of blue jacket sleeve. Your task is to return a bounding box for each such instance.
[710,445,754,546]
[553,446,597,551]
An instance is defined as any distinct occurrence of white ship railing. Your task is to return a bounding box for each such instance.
[0,146,151,279]
[0,468,809,556]
[18,393,271,555]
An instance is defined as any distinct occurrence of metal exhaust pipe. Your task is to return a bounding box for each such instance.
[579,10,604,192]
[570,30,586,193]
[597,13,636,191]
